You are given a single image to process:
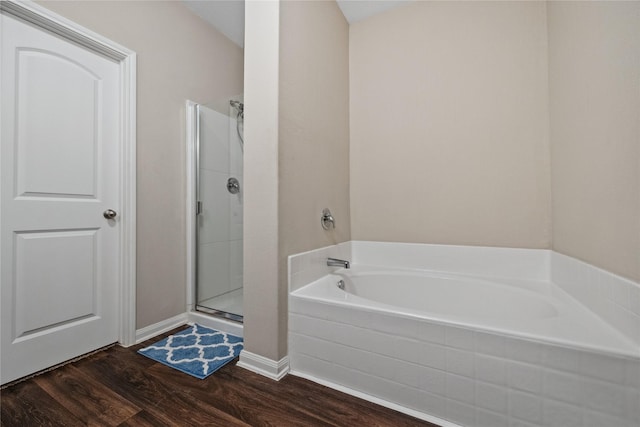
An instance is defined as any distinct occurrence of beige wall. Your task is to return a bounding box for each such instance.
[242,0,281,361]
[38,1,244,328]
[278,0,350,357]
[349,1,551,248]
[548,1,640,282]
[242,0,350,361]
[279,1,351,256]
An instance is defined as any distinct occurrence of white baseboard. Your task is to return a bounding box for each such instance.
[187,311,243,337]
[134,313,188,344]
[236,350,289,381]
[289,370,459,427]
[134,312,244,345]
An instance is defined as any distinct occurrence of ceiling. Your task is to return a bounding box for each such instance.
[337,0,412,24]
[183,0,413,48]
[183,0,246,47]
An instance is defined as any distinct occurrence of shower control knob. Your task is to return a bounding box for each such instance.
[227,177,240,194]
[103,209,117,219]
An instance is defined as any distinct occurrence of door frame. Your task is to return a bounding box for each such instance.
[0,0,137,346]
[185,101,198,313]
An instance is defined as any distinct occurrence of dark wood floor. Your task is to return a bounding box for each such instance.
[1,326,436,426]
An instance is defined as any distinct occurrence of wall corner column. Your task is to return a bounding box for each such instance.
[238,0,287,378]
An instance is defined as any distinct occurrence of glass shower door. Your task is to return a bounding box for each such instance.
[196,97,243,321]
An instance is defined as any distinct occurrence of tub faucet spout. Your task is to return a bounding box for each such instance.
[327,257,350,269]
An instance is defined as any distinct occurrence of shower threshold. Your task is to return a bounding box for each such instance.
[195,305,243,323]
[196,288,244,323]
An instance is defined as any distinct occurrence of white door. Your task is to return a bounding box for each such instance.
[1,13,121,384]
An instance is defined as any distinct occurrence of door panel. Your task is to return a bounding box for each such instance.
[1,14,120,384]
[14,229,98,339]
[16,49,100,198]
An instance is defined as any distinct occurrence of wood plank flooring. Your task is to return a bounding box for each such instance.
[1,326,438,426]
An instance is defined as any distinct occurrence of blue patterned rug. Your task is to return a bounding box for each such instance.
[138,324,243,379]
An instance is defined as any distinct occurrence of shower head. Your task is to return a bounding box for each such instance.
[230,100,244,113]
[230,99,245,150]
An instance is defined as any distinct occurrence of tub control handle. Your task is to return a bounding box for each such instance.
[227,177,240,194]
[321,208,335,230]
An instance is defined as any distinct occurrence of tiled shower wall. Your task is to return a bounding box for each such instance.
[198,105,243,302]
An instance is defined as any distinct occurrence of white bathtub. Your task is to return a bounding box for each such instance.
[297,266,637,358]
[288,242,640,427]
[338,269,560,322]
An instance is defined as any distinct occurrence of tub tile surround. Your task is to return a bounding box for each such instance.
[288,242,640,427]
[288,241,352,292]
[551,251,640,347]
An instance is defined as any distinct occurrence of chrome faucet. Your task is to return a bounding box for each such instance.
[327,257,350,269]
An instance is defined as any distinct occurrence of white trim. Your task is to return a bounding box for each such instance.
[185,101,197,311]
[118,31,137,348]
[236,350,289,381]
[289,371,460,427]
[187,311,243,338]
[135,312,243,345]
[1,0,137,347]
[0,0,133,61]
[135,314,188,344]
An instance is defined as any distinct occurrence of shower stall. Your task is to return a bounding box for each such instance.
[191,96,244,322]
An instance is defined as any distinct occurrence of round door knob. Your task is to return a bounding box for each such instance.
[103,209,117,220]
